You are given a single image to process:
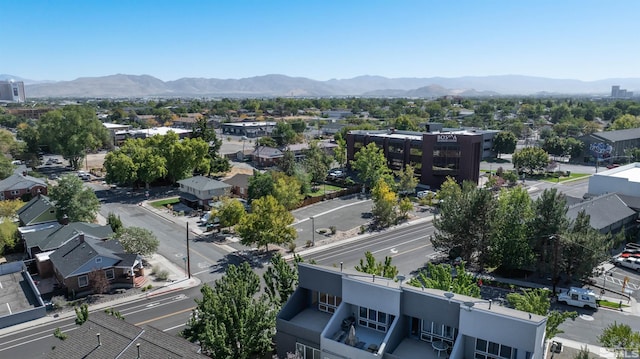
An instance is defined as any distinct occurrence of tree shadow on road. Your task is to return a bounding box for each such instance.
[210,249,280,274]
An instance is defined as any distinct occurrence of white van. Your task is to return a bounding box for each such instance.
[557,287,597,309]
[614,256,640,272]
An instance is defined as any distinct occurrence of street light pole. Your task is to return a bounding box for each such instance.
[186,222,191,278]
[311,216,315,247]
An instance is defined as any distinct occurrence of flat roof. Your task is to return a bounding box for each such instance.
[0,271,40,317]
[608,167,640,183]
[115,127,192,136]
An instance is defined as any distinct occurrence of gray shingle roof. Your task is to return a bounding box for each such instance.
[591,128,640,142]
[177,175,231,192]
[17,195,56,226]
[24,222,114,253]
[0,173,46,192]
[223,173,250,188]
[47,311,207,359]
[252,146,283,158]
[48,236,125,278]
[567,193,637,231]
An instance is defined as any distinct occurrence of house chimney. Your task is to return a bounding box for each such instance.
[60,214,69,225]
[97,333,101,346]
[78,234,85,243]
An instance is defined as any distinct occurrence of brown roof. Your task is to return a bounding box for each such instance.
[47,311,206,359]
[223,173,251,188]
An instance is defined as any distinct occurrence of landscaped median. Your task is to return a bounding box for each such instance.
[149,197,180,208]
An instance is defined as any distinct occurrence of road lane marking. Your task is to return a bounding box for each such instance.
[6,303,10,315]
[0,323,77,345]
[163,323,187,332]
[293,200,371,224]
[390,244,433,258]
[0,327,79,352]
[134,307,195,326]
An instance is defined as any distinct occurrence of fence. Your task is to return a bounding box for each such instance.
[298,184,362,209]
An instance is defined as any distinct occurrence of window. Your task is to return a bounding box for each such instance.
[295,343,320,359]
[104,269,115,280]
[420,319,457,341]
[318,292,341,313]
[78,275,89,288]
[358,306,392,332]
[475,338,514,359]
[10,190,19,195]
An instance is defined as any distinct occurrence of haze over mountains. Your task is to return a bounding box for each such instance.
[1,73,639,98]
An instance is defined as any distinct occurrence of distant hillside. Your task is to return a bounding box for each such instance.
[10,73,640,98]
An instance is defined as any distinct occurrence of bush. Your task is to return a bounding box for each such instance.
[53,327,67,340]
[305,240,313,248]
[152,266,170,281]
[359,225,366,234]
[146,284,153,290]
[329,226,336,235]
[51,296,67,311]
[288,242,297,253]
[319,229,327,235]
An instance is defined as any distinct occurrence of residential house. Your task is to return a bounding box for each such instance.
[49,235,144,296]
[177,175,232,209]
[286,141,338,161]
[252,146,283,167]
[276,263,546,359]
[48,311,207,359]
[223,173,250,199]
[0,173,47,200]
[16,194,57,227]
[22,222,114,259]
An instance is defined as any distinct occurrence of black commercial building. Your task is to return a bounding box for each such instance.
[347,130,482,188]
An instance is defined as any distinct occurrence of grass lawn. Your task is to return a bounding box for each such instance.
[598,299,630,310]
[538,173,591,183]
[149,197,180,208]
[308,184,343,197]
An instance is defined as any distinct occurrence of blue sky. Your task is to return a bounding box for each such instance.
[2,0,639,82]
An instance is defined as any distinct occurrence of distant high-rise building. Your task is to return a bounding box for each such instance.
[611,85,633,99]
[0,80,26,103]
[611,85,620,98]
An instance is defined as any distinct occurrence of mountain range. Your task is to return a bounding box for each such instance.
[2,73,639,98]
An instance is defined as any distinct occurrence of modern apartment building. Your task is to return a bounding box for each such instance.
[276,264,547,359]
[0,80,26,103]
[346,129,487,188]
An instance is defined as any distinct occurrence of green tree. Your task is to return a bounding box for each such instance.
[236,195,296,251]
[53,327,68,341]
[371,179,397,228]
[573,347,590,359]
[263,253,298,307]
[355,251,399,280]
[278,150,296,176]
[489,187,535,271]
[248,170,274,202]
[598,322,640,356]
[113,227,159,256]
[334,133,347,169]
[88,268,111,294]
[75,303,89,325]
[218,198,246,229]
[0,199,24,218]
[397,165,418,195]
[393,115,419,131]
[272,121,297,146]
[0,155,13,180]
[38,106,110,169]
[0,219,18,255]
[492,131,517,158]
[610,114,640,131]
[49,174,100,222]
[182,263,275,359]
[272,174,304,210]
[409,263,480,298]
[561,211,610,281]
[512,147,550,174]
[107,212,123,233]
[431,178,496,267]
[303,141,332,185]
[397,197,414,221]
[530,188,568,276]
[103,151,138,186]
[352,142,391,191]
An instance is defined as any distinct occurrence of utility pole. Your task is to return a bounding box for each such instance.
[552,235,559,296]
[186,222,191,278]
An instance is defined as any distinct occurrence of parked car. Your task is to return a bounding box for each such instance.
[614,256,640,272]
[417,190,436,199]
[557,287,598,309]
[327,170,346,181]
